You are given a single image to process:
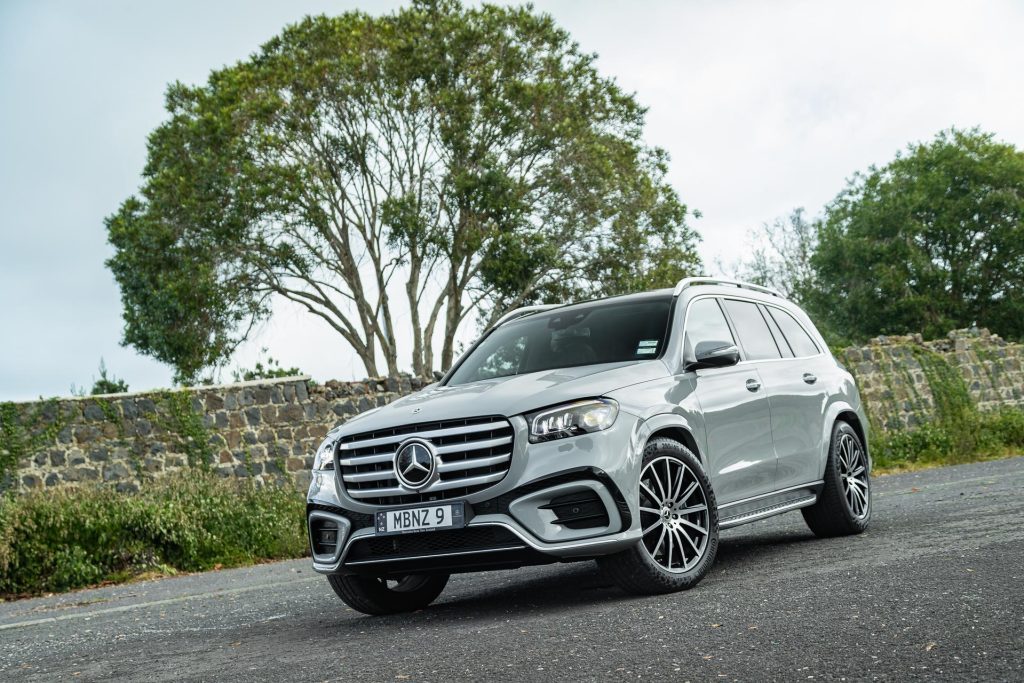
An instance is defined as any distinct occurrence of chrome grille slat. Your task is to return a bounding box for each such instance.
[434,435,511,455]
[336,416,515,506]
[346,471,508,499]
[338,452,395,467]
[337,420,508,451]
[437,453,510,473]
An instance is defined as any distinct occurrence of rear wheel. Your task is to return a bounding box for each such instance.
[327,573,449,615]
[598,438,718,595]
[802,421,871,537]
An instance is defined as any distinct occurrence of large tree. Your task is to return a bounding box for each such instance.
[807,128,1024,342]
[106,0,700,382]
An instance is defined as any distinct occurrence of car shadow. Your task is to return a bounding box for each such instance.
[325,526,823,627]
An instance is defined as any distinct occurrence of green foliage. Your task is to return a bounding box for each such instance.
[0,472,307,597]
[872,409,1024,471]
[90,358,130,395]
[232,351,303,383]
[865,344,1024,471]
[155,391,215,469]
[808,128,1024,341]
[106,0,700,381]
[0,400,65,488]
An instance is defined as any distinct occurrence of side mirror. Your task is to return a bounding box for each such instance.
[432,370,444,381]
[686,341,741,371]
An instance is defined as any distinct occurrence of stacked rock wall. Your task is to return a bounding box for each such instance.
[1,376,429,493]
[3,328,1023,493]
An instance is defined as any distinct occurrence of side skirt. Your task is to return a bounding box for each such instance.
[717,481,823,530]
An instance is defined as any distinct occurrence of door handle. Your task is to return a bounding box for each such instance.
[745,378,761,392]
[803,373,817,384]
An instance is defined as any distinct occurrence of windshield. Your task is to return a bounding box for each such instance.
[446,295,674,386]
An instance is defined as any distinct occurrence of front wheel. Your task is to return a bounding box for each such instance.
[598,438,719,595]
[802,421,871,537]
[327,573,449,615]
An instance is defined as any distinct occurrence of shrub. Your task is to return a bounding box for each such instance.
[872,407,1024,471]
[0,472,307,597]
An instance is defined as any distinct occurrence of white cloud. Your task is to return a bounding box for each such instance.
[2,0,1022,399]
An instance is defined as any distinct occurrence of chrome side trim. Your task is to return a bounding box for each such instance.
[343,544,528,567]
[717,481,824,510]
[338,420,509,451]
[719,495,817,529]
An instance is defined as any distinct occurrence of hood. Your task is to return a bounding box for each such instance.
[333,360,669,436]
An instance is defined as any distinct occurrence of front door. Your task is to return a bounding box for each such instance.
[683,297,777,505]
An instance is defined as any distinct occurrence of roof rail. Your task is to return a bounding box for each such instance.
[673,277,783,298]
[491,303,562,329]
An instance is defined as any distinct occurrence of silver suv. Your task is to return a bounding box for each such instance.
[307,278,871,614]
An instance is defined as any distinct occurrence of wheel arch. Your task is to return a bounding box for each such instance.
[636,413,706,467]
[818,401,871,478]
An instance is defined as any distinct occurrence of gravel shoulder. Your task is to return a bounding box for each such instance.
[2,457,1023,681]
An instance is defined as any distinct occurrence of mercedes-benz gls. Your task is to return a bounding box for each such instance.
[306,278,871,614]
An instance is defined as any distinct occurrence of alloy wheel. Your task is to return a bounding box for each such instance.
[638,455,710,573]
[837,432,869,519]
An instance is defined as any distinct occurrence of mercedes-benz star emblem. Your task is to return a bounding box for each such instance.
[394,439,436,490]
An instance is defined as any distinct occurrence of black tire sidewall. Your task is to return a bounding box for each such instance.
[827,422,871,529]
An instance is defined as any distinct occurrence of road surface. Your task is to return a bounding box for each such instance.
[2,457,1022,681]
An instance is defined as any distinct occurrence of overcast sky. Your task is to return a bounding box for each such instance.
[2,0,1023,401]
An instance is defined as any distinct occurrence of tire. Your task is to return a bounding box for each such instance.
[802,420,871,538]
[598,438,719,595]
[327,573,449,615]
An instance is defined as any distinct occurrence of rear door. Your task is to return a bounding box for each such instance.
[683,297,776,504]
[756,304,830,489]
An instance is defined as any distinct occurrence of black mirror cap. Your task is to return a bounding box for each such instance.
[686,341,741,371]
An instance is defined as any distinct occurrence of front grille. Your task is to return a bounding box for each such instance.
[336,416,515,506]
[345,526,522,563]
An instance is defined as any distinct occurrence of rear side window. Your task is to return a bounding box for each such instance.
[683,298,735,361]
[767,307,820,357]
[722,299,781,360]
[760,305,794,358]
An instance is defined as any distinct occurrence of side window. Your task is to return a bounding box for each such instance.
[767,308,821,357]
[722,299,781,360]
[683,298,735,362]
[760,304,794,358]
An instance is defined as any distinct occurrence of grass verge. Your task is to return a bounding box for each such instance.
[0,471,307,598]
[872,408,1024,473]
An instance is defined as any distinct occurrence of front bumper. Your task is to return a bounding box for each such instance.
[306,413,645,575]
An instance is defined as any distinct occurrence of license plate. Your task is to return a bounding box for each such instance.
[375,502,466,535]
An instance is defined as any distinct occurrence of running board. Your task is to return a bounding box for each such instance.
[719,495,817,529]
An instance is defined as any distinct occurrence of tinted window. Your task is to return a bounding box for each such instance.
[722,299,781,360]
[768,307,820,357]
[683,298,735,362]
[447,297,672,386]
[761,304,794,358]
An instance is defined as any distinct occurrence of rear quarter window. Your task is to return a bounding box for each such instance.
[767,307,821,357]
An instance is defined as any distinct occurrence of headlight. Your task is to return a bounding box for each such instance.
[312,437,338,471]
[526,399,619,443]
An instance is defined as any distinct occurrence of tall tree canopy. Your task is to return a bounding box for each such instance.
[807,128,1024,342]
[106,0,700,383]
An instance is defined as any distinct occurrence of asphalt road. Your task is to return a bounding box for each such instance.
[2,458,1023,682]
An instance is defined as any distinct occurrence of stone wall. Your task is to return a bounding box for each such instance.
[3,328,1023,494]
[0,376,429,494]
[836,328,1024,431]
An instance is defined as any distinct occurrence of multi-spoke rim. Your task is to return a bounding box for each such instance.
[838,433,870,519]
[638,456,710,573]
